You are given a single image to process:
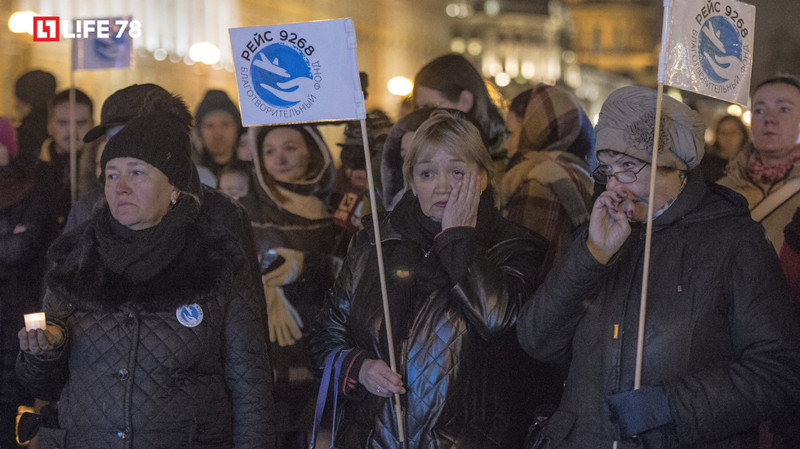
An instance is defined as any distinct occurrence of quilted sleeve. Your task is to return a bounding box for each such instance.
[222,266,277,449]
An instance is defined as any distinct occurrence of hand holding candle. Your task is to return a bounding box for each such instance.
[24,312,46,331]
[19,314,64,355]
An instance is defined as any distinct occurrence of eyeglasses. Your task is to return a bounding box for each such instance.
[592,162,649,184]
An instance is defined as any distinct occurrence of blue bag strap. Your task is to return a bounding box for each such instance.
[329,348,351,447]
[309,346,352,449]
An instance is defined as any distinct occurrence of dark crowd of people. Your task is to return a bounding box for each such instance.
[2,55,800,449]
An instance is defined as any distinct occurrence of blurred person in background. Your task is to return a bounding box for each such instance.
[413,54,508,176]
[699,114,749,183]
[194,89,243,182]
[241,123,341,449]
[501,84,595,278]
[218,160,253,202]
[14,70,57,175]
[36,89,95,231]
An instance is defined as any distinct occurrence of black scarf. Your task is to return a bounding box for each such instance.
[376,188,498,344]
[93,196,200,284]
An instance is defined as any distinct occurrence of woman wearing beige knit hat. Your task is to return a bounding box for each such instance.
[518,86,800,448]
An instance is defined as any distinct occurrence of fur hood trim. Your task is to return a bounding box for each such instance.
[45,217,244,313]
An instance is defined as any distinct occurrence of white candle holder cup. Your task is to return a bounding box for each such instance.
[24,313,46,331]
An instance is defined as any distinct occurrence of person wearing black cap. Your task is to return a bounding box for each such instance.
[194,89,243,182]
[16,109,276,448]
[67,84,260,289]
[14,70,57,174]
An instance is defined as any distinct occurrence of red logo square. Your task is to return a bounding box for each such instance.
[33,16,60,42]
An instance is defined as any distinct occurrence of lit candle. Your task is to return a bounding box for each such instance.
[24,313,46,331]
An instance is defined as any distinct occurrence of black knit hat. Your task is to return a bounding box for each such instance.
[194,89,242,128]
[84,84,193,142]
[101,111,195,192]
[15,70,57,107]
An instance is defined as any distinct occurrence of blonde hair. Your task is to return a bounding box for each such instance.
[402,110,495,198]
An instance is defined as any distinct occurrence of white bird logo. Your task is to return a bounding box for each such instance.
[701,21,740,81]
[253,53,314,103]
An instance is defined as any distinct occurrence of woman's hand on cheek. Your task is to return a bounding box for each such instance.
[586,190,631,264]
[441,170,481,230]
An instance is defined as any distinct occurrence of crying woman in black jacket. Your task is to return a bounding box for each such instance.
[311,110,552,449]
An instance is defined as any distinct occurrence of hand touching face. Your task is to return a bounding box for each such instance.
[411,149,487,225]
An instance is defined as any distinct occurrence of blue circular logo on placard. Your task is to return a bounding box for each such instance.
[250,43,313,108]
[176,304,203,328]
[698,16,742,83]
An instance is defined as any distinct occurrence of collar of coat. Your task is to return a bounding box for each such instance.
[45,215,244,313]
[652,168,750,229]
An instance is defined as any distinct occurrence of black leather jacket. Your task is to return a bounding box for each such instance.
[311,205,548,449]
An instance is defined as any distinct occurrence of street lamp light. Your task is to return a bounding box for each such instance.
[388,76,413,96]
[9,11,36,35]
[189,41,221,65]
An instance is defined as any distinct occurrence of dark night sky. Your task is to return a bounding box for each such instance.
[744,0,800,84]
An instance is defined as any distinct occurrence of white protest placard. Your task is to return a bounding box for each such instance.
[662,0,755,106]
[229,18,366,126]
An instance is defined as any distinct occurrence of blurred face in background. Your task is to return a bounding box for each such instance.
[715,118,747,158]
[200,110,238,164]
[261,127,311,183]
[415,86,473,113]
[48,102,93,154]
[237,133,253,161]
[219,171,250,201]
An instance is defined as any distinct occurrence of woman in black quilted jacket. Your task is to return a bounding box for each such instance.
[16,106,275,448]
[310,110,550,449]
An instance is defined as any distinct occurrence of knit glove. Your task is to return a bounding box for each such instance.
[605,384,674,440]
[261,248,304,287]
[263,285,303,346]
